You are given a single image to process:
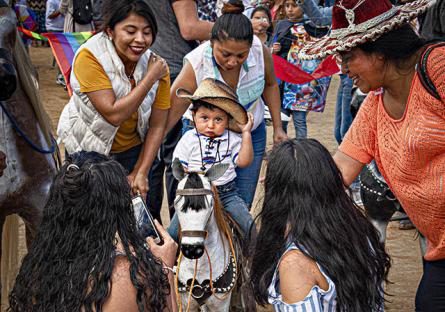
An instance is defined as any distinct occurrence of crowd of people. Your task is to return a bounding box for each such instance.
[2,0,444,310]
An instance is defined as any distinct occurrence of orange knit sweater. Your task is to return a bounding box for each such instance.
[340,46,445,261]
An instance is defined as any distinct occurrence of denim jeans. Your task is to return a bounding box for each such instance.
[282,110,308,139]
[167,180,254,242]
[415,259,445,311]
[235,121,266,209]
[110,144,142,174]
[334,74,353,144]
[147,121,183,223]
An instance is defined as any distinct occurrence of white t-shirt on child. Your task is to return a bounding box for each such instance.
[173,129,242,186]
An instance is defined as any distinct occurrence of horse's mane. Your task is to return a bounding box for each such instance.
[211,185,232,243]
[13,30,53,146]
[180,173,232,242]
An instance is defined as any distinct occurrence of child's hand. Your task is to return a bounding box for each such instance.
[272,42,281,54]
[239,113,254,133]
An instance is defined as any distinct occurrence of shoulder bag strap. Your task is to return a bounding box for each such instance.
[416,41,445,100]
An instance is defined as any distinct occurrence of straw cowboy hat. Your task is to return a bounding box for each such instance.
[176,78,248,133]
[299,0,430,60]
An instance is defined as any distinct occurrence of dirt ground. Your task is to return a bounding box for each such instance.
[4,47,422,311]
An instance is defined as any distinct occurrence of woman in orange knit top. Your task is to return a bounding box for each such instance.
[299,0,444,310]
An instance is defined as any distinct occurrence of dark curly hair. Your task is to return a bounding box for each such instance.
[8,152,169,312]
[250,139,391,311]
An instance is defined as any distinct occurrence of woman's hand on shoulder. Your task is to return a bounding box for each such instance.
[146,54,169,83]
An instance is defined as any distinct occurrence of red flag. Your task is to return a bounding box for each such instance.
[272,54,340,84]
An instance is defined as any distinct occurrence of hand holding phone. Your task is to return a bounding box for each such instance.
[132,194,161,244]
[146,219,178,269]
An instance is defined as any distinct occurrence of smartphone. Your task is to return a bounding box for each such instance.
[132,194,161,244]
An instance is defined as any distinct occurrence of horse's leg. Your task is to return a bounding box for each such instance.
[180,293,201,312]
[206,295,232,311]
[18,204,42,249]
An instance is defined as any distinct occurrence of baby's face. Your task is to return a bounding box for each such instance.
[193,106,229,138]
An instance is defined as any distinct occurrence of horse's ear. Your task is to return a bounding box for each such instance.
[172,158,186,181]
[205,163,229,182]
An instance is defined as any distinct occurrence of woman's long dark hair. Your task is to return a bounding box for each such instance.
[101,0,158,43]
[212,0,254,45]
[251,139,391,311]
[8,152,169,312]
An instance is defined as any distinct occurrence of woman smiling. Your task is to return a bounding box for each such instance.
[57,0,170,198]
[167,0,287,208]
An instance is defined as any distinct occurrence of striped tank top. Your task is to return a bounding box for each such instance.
[268,243,337,312]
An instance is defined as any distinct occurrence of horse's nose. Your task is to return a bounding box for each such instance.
[0,49,17,101]
[181,244,205,259]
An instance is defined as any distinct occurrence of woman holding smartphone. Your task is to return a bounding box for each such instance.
[8,152,177,311]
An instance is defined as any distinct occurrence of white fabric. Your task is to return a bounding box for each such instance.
[45,0,65,31]
[184,35,266,130]
[173,129,242,186]
[57,32,159,155]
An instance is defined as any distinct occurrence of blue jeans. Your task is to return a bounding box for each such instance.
[167,180,255,242]
[235,121,266,209]
[334,74,353,144]
[281,110,308,139]
[110,144,142,174]
[416,259,445,311]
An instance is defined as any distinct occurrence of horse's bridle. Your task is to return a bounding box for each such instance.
[176,187,214,239]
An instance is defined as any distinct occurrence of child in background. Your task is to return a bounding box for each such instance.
[250,5,273,45]
[168,78,256,242]
[272,0,331,139]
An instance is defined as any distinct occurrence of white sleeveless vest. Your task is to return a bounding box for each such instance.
[184,35,265,130]
[57,32,159,155]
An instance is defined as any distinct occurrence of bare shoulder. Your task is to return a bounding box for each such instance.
[278,249,328,304]
[102,257,140,312]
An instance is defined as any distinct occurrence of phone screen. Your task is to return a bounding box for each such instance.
[132,195,161,243]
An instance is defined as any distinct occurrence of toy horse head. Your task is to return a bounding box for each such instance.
[172,158,228,259]
[0,5,18,100]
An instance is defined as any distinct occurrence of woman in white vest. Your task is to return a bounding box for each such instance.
[167,0,287,208]
[57,0,170,198]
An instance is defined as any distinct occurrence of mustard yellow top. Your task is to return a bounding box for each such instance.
[73,48,170,153]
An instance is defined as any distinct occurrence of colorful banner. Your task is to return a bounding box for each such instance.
[14,4,37,31]
[272,54,340,85]
[42,32,93,95]
[17,26,47,41]
[17,27,94,95]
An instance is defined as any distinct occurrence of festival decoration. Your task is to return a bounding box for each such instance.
[14,4,37,31]
[42,32,93,95]
[272,54,340,85]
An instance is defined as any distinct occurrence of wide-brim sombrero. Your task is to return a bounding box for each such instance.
[298,0,430,60]
[176,78,248,133]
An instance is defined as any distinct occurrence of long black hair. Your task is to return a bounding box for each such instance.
[251,139,390,311]
[211,0,254,45]
[101,0,158,43]
[8,152,169,312]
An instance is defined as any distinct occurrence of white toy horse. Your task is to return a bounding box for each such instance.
[172,159,238,311]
